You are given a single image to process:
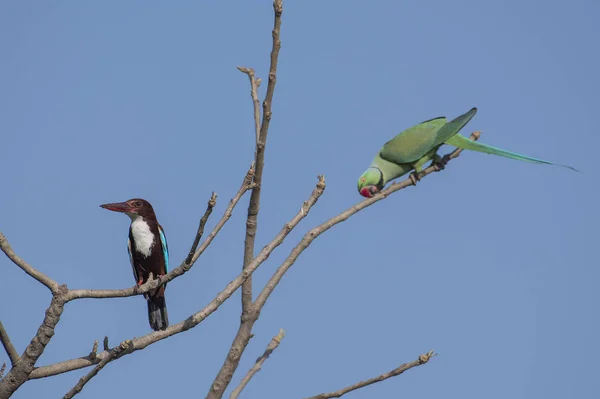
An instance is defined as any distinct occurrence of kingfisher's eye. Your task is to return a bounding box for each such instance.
[136,201,142,207]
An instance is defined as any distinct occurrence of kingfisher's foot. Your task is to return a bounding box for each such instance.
[409,172,420,186]
[133,279,143,294]
[432,154,451,171]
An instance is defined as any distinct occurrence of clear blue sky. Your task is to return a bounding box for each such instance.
[1,1,598,398]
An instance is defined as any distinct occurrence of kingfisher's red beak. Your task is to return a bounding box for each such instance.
[359,186,379,198]
[100,202,135,213]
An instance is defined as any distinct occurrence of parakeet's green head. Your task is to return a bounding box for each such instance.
[357,167,384,198]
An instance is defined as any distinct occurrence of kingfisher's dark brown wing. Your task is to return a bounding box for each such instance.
[127,238,142,284]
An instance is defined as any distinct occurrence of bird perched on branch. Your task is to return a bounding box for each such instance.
[357,107,577,197]
[100,198,169,331]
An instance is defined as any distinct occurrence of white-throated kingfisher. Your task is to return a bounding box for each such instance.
[100,198,169,331]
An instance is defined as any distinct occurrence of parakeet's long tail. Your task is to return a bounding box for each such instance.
[445,134,578,171]
[147,295,169,331]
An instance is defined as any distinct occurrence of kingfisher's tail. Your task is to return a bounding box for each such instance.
[147,295,169,331]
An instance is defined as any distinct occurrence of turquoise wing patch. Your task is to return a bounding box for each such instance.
[159,226,169,272]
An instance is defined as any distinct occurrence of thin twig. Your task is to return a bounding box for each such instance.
[254,132,481,310]
[65,166,255,302]
[0,232,59,293]
[0,321,19,367]
[62,341,132,399]
[185,192,218,265]
[90,341,98,358]
[229,329,285,399]
[304,351,436,399]
[237,67,262,146]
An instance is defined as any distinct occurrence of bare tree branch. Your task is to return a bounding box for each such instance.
[29,352,108,380]
[208,2,284,398]
[303,351,436,399]
[241,0,283,316]
[186,192,218,265]
[27,338,110,380]
[24,177,324,397]
[0,321,19,367]
[229,329,285,399]
[240,65,263,315]
[0,292,67,399]
[254,132,482,310]
[65,166,255,302]
[0,128,477,398]
[0,232,59,293]
[62,340,132,399]
[0,0,486,396]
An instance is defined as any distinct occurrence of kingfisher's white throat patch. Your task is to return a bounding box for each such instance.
[130,217,155,258]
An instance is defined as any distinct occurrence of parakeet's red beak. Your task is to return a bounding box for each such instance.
[359,186,378,198]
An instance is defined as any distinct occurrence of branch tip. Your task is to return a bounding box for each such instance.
[103,337,109,352]
[317,174,326,188]
[90,341,98,357]
[185,191,219,265]
[419,350,435,364]
[275,328,285,342]
[274,0,283,15]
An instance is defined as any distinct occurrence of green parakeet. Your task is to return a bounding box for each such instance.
[357,107,577,197]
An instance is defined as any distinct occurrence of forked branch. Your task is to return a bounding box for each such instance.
[254,132,482,310]
[62,341,133,399]
[229,329,286,399]
[208,1,285,398]
[20,176,325,397]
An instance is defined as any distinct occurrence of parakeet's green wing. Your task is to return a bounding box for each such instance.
[432,107,478,147]
[379,117,447,164]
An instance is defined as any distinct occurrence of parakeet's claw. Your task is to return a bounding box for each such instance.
[432,154,451,171]
[409,172,420,186]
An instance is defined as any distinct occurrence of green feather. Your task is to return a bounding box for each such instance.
[432,107,477,147]
[379,117,447,164]
[444,133,579,171]
[357,106,577,196]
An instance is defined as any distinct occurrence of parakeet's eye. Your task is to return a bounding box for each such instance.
[360,178,366,183]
